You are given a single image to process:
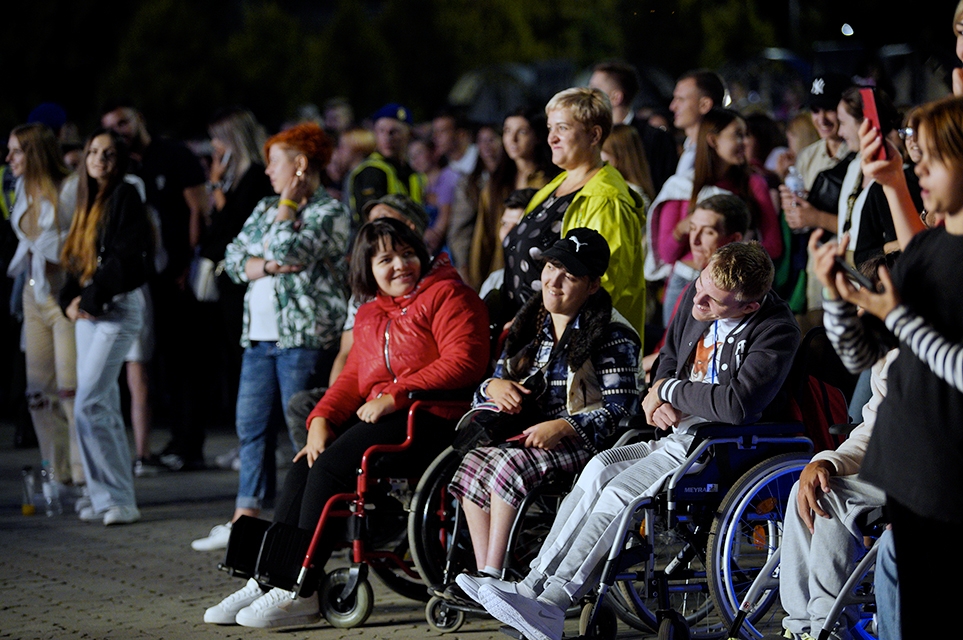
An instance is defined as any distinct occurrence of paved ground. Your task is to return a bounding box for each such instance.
[0,420,651,640]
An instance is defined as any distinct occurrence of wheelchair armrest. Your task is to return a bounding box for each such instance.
[828,421,856,437]
[687,420,806,441]
[407,388,475,402]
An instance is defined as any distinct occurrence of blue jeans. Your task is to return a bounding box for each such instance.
[235,342,320,511]
[875,528,900,640]
[74,289,145,512]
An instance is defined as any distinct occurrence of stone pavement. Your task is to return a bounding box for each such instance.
[0,421,649,640]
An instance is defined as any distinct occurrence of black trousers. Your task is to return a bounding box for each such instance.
[273,410,452,569]
[889,497,961,640]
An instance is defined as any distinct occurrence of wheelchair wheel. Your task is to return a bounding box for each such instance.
[365,485,430,602]
[425,595,467,633]
[610,507,724,639]
[319,567,374,628]
[408,447,469,589]
[579,600,619,640]
[706,452,810,639]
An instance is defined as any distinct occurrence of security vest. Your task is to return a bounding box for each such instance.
[348,152,426,218]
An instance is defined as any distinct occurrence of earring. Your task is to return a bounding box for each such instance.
[296,169,303,177]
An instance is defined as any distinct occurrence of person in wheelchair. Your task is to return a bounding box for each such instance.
[444,228,642,602]
[203,216,490,628]
[465,241,801,640]
[779,253,900,640]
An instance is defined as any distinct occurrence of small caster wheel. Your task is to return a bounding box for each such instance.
[578,600,618,639]
[426,595,466,633]
[320,567,374,628]
[657,612,691,640]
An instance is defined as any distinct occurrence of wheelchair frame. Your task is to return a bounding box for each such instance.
[218,395,470,629]
[578,422,813,640]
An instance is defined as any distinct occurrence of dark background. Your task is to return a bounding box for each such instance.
[3,0,960,140]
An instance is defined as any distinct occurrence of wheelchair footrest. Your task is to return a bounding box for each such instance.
[254,521,315,592]
[218,515,271,579]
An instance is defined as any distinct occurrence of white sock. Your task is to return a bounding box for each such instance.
[482,565,501,578]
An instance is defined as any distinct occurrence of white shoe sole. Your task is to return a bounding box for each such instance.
[478,588,559,640]
[234,610,320,629]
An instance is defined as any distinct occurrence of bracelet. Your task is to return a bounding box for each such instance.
[278,198,299,210]
[205,180,223,193]
[263,260,271,277]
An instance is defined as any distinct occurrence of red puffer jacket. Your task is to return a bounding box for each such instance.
[307,255,489,429]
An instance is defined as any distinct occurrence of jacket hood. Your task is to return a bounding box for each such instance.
[372,252,462,311]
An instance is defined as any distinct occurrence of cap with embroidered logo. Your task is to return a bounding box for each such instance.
[541,227,610,279]
[807,73,852,111]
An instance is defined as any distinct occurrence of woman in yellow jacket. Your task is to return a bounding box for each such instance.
[499,87,646,341]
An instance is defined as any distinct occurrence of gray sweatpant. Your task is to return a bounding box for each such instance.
[520,433,694,609]
[779,475,885,639]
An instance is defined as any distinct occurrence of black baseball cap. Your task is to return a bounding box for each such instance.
[807,73,852,111]
[541,228,610,279]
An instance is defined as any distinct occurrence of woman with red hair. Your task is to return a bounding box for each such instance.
[191,122,353,552]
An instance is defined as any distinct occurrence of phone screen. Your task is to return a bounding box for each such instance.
[859,87,888,161]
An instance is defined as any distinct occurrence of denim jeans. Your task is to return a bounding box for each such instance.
[874,528,900,640]
[235,342,320,511]
[74,289,144,512]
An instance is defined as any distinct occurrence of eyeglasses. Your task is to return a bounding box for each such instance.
[898,127,915,140]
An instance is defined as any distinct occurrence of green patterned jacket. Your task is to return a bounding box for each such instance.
[224,187,351,350]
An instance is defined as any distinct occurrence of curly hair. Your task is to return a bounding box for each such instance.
[263,122,334,174]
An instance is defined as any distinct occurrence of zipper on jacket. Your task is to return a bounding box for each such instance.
[383,319,398,383]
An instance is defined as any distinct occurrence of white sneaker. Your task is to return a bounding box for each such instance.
[192,522,232,551]
[455,572,517,604]
[74,487,92,515]
[103,505,140,525]
[78,506,101,522]
[235,588,320,628]
[478,586,565,640]
[204,578,265,625]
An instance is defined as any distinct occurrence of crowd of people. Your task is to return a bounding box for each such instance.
[3,5,963,637]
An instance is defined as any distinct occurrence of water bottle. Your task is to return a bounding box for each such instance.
[40,461,63,517]
[784,166,810,233]
[21,466,37,516]
[784,165,806,199]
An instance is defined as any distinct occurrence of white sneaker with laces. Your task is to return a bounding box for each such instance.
[204,579,265,625]
[234,587,320,628]
[478,585,565,640]
[192,522,232,551]
[103,505,140,525]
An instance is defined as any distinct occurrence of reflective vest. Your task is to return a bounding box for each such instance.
[348,152,426,217]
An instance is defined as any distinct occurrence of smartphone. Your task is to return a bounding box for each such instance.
[834,255,876,290]
[859,87,888,162]
[505,433,528,442]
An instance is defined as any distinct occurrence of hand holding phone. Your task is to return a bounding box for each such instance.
[833,255,876,291]
[859,87,888,162]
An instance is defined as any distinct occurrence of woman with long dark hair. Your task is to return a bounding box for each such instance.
[59,128,154,525]
[648,107,782,326]
[465,107,557,290]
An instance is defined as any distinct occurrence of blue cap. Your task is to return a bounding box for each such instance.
[27,102,67,131]
[371,103,413,125]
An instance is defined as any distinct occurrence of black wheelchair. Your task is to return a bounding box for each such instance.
[216,392,471,629]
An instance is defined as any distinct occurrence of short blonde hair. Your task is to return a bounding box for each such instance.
[707,241,773,303]
[545,87,612,145]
